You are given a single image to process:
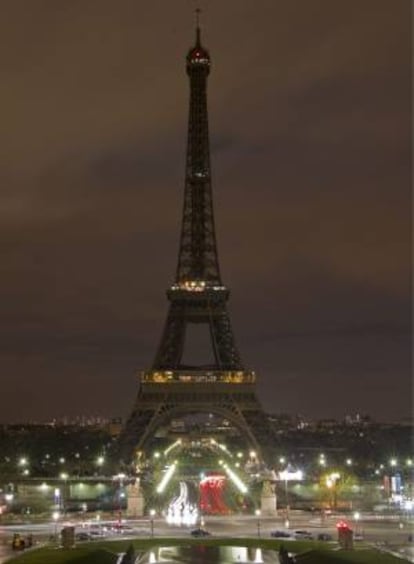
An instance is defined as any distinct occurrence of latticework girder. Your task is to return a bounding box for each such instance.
[114,25,276,468]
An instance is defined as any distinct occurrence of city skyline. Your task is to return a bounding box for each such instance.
[0,1,411,423]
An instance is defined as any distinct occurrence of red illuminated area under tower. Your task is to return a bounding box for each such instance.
[199,474,229,515]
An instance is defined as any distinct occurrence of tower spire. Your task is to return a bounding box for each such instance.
[195,7,201,46]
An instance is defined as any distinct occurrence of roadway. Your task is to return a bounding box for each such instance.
[0,511,412,563]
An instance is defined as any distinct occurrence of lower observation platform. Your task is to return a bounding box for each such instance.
[141,370,256,385]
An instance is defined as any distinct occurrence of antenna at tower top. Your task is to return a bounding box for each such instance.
[195,7,201,45]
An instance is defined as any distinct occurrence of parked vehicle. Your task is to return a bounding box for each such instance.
[317,533,333,541]
[75,532,90,541]
[12,533,25,550]
[190,528,210,537]
[270,530,292,538]
[293,530,313,540]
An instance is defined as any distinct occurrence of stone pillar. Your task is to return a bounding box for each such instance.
[126,479,144,517]
[260,480,277,516]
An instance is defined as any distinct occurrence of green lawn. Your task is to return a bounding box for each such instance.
[296,548,408,563]
[5,537,410,564]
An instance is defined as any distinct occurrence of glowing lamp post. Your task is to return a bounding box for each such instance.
[326,473,340,510]
[354,511,360,535]
[255,509,261,538]
[52,511,60,543]
[279,468,303,527]
[149,509,156,537]
[96,456,105,470]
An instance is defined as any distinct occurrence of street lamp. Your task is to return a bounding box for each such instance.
[54,488,61,510]
[149,509,156,537]
[326,473,340,510]
[353,511,360,536]
[255,509,261,538]
[52,511,60,543]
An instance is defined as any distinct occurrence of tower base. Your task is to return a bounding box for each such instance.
[113,370,276,467]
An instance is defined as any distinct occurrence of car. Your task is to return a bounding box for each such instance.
[90,530,106,538]
[190,528,210,537]
[354,533,364,541]
[293,530,313,540]
[111,524,134,534]
[317,533,333,541]
[270,530,292,538]
[75,532,90,541]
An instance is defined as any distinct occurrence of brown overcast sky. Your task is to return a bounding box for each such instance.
[0,0,411,423]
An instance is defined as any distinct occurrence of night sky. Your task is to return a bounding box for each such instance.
[1,1,411,424]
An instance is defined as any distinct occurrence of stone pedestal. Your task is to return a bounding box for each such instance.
[126,480,144,517]
[260,480,277,516]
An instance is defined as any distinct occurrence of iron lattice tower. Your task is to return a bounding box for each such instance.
[153,27,242,371]
[115,24,275,466]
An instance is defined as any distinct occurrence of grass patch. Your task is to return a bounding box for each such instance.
[4,547,118,564]
[6,537,410,564]
[296,548,408,563]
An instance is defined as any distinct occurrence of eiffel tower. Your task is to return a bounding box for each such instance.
[115,22,275,466]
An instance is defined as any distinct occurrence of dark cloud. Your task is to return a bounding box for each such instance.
[0,0,411,423]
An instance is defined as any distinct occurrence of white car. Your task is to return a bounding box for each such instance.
[293,530,313,540]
